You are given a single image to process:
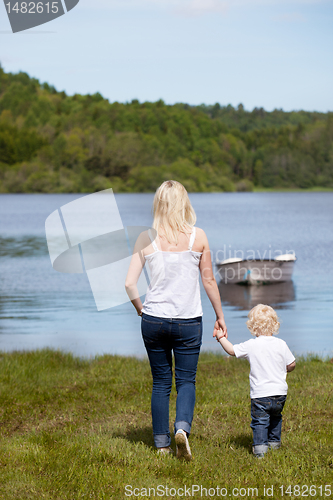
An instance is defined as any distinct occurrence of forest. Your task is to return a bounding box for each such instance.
[0,65,332,193]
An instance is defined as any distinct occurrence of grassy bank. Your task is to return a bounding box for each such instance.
[0,350,332,499]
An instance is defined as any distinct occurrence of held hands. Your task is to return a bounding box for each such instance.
[213,317,227,341]
[213,319,235,356]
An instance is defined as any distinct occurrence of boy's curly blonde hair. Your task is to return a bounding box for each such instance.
[246,304,280,337]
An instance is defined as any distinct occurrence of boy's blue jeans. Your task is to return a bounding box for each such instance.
[141,313,202,448]
[251,395,287,456]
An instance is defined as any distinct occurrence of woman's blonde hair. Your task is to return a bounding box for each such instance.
[246,304,280,337]
[152,180,196,245]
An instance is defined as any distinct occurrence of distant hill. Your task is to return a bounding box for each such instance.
[0,65,332,193]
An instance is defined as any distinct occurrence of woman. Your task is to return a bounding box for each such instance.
[125,180,227,460]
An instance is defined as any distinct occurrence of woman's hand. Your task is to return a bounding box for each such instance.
[213,317,227,340]
[125,231,147,316]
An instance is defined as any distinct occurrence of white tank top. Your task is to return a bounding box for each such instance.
[141,227,203,319]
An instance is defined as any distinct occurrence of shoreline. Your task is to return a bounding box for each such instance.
[0,348,332,362]
[1,187,333,195]
[252,187,333,193]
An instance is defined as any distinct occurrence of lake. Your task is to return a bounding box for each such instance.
[1,192,332,358]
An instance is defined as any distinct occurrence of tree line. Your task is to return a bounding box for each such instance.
[0,65,332,193]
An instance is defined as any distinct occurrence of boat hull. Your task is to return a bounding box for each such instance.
[218,280,296,309]
[216,259,295,285]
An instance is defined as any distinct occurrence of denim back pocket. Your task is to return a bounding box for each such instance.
[141,315,164,344]
[251,398,272,418]
[178,320,202,347]
[272,395,287,414]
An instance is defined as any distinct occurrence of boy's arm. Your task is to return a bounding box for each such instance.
[287,360,296,372]
[217,333,235,356]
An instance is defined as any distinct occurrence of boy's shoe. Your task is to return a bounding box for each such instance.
[157,447,173,455]
[175,429,192,462]
[268,441,281,450]
[252,444,268,458]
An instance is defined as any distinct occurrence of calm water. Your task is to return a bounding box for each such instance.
[1,192,332,358]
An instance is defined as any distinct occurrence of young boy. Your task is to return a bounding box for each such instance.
[216,304,295,458]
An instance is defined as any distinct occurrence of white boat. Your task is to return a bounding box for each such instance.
[215,254,296,285]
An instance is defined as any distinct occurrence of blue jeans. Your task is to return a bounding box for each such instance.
[141,313,202,448]
[251,395,287,455]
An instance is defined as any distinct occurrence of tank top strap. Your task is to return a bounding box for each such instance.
[148,229,159,252]
[188,227,196,251]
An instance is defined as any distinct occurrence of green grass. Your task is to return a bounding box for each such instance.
[0,350,332,499]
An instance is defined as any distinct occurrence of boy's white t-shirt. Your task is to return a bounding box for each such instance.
[233,336,295,399]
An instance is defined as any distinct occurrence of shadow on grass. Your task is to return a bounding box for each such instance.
[113,425,155,450]
[229,433,252,453]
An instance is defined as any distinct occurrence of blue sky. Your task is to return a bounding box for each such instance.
[1,0,332,111]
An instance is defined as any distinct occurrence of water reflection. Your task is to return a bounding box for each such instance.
[218,281,296,310]
[0,236,48,258]
[0,295,42,334]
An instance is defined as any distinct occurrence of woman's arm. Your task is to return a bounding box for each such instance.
[198,229,227,338]
[125,232,148,316]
